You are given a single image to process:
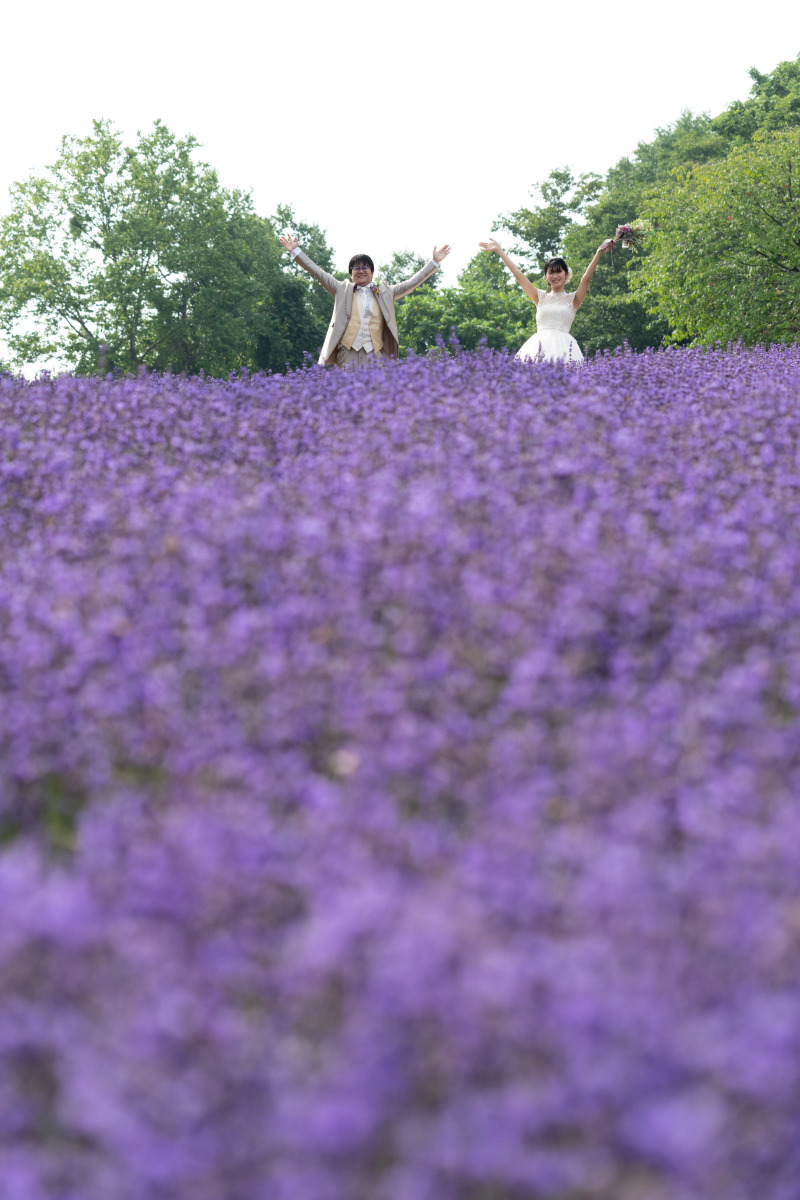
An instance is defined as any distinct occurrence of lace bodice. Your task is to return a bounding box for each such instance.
[536,289,578,333]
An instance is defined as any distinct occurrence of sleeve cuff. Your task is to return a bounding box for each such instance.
[289,246,301,260]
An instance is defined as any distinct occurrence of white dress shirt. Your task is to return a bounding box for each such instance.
[352,284,375,352]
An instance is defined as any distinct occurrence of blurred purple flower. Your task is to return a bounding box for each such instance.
[1,344,800,1197]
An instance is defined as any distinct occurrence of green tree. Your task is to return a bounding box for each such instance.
[379,249,442,289]
[558,112,729,355]
[559,60,800,354]
[632,129,800,346]
[378,249,442,314]
[395,252,535,355]
[560,198,667,357]
[495,167,603,273]
[382,57,800,362]
[712,53,800,142]
[492,161,666,354]
[0,119,319,375]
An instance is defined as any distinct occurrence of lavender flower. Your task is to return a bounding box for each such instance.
[1,344,800,1198]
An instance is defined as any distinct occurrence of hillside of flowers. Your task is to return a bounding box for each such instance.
[2,344,800,1199]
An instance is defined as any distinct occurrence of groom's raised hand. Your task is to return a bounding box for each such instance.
[280,233,299,253]
[432,245,451,264]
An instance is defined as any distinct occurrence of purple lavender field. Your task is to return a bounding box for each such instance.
[2,345,800,1199]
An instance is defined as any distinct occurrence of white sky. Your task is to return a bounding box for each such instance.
[1,1,797,286]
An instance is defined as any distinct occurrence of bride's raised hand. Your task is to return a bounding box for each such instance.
[479,237,503,254]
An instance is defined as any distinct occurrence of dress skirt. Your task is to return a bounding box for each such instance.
[516,329,584,364]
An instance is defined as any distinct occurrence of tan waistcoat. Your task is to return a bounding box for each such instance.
[341,287,385,353]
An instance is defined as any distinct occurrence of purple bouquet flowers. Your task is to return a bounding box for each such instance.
[614,222,646,251]
[1,343,800,1199]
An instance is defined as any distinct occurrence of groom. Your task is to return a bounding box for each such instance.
[280,233,450,366]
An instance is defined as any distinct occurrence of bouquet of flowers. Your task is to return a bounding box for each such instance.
[614,222,645,251]
[601,223,645,268]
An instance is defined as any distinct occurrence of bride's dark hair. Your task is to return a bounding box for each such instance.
[543,257,568,275]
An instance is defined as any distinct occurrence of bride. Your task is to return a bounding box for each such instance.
[478,237,613,363]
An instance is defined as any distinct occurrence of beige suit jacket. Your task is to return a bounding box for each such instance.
[292,250,440,365]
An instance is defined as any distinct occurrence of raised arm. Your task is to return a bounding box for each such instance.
[571,239,614,309]
[279,233,339,297]
[479,238,539,304]
[390,244,452,300]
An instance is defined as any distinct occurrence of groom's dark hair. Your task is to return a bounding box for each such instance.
[348,254,375,273]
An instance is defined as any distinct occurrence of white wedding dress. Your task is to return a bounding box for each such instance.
[516,288,583,364]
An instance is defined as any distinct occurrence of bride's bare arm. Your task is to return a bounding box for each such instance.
[572,239,614,309]
[479,238,539,304]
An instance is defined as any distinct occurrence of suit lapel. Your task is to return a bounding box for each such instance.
[375,284,392,323]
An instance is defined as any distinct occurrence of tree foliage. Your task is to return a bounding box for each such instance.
[5,53,800,373]
[712,56,800,142]
[632,129,800,346]
[0,121,331,375]
[510,116,728,356]
[496,168,603,273]
[396,252,535,355]
[379,249,441,291]
[400,112,732,361]
[377,248,441,318]
[485,57,800,356]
